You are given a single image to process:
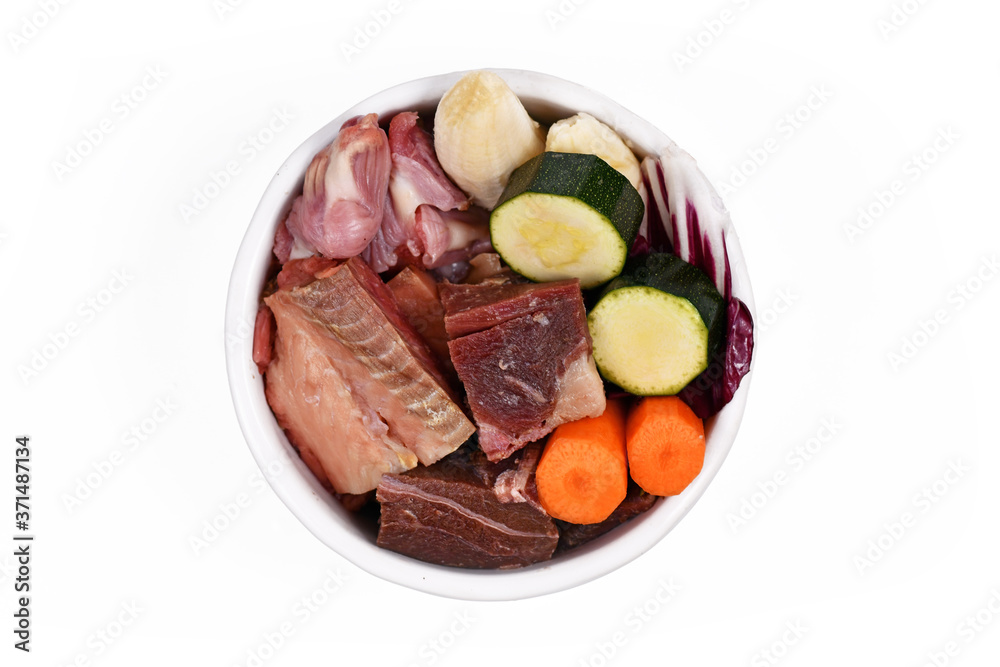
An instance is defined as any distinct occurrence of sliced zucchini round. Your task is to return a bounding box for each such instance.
[490,152,644,288]
[588,254,726,395]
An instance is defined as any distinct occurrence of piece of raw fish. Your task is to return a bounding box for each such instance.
[263,257,474,493]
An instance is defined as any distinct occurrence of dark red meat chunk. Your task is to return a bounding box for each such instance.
[444,280,605,462]
[439,279,581,339]
[376,444,558,569]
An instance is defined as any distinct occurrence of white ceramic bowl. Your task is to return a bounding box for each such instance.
[225,69,755,601]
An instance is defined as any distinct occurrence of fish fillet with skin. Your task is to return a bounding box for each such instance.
[264,257,475,494]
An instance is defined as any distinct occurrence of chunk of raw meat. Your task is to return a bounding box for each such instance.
[252,304,276,374]
[264,305,417,494]
[361,112,491,273]
[445,280,606,461]
[414,204,492,268]
[465,253,502,283]
[263,257,474,494]
[439,279,582,339]
[376,444,558,569]
[284,114,391,258]
[386,266,452,375]
[361,193,410,273]
[492,442,545,511]
[363,205,491,274]
[273,219,294,264]
[461,252,528,286]
[275,256,340,291]
[555,482,658,552]
[388,112,468,217]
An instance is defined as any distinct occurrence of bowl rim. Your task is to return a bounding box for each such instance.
[224,68,755,601]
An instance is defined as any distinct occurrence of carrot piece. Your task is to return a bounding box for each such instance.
[536,399,628,525]
[626,397,705,496]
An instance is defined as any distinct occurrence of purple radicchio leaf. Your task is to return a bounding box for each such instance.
[678,297,754,419]
[637,148,753,417]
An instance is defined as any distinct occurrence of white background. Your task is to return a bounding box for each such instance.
[4,0,1000,665]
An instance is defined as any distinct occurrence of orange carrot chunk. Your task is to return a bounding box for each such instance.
[536,399,628,525]
[626,397,705,496]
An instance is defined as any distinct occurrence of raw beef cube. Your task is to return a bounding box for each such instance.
[376,445,557,569]
[439,279,580,339]
[445,280,605,462]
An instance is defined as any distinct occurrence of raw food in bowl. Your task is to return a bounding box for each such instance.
[225,69,755,600]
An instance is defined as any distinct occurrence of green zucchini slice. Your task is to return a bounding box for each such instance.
[588,253,726,395]
[490,152,644,288]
